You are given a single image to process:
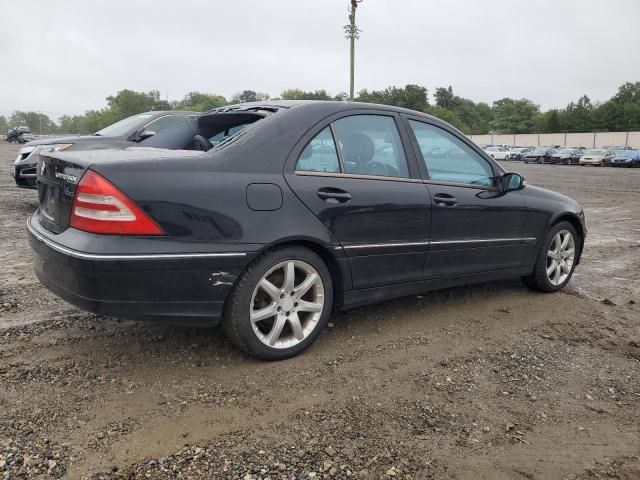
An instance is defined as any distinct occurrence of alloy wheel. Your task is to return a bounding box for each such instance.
[546,229,575,286]
[250,260,325,349]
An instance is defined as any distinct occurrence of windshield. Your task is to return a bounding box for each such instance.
[95,113,155,136]
[614,150,631,156]
[584,149,605,155]
[486,147,500,151]
[558,148,573,154]
[531,148,547,154]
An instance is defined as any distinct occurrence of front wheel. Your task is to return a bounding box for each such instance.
[522,221,578,292]
[600,160,605,167]
[223,246,333,360]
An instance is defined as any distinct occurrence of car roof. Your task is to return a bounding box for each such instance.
[211,100,451,128]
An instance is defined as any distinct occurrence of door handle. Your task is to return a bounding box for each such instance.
[433,193,457,206]
[317,188,352,203]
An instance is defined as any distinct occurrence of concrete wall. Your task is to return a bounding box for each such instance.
[468,131,640,148]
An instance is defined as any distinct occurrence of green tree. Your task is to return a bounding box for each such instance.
[490,98,540,134]
[9,111,57,134]
[231,90,270,103]
[0,115,8,134]
[280,89,332,100]
[356,84,429,112]
[425,106,467,131]
[600,82,640,131]
[561,95,593,132]
[434,86,460,110]
[174,91,227,112]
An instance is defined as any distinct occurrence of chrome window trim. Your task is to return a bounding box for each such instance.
[294,170,423,184]
[27,219,246,261]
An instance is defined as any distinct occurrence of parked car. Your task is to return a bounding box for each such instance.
[10,111,197,188]
[6,126,34,143]
[484,146,511,160]
[509,146,534,161]
[578,149,615,166]
[27,100,586,360]
[603,145,633,151]
[549,148,583,165]
[609,150,640,167]
[523,147,555,164]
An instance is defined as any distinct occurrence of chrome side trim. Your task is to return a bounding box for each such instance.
[340,241,431,250]
[26,219,247,261]
[335,237,537,251]
[430,237,537,245]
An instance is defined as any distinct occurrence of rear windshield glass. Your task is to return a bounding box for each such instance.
[95,113,154,137]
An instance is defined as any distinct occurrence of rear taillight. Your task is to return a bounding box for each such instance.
[70,170,165,235]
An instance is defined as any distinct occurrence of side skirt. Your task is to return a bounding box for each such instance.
[339,266,533,310]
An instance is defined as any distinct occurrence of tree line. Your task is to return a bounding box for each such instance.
[2,82,639,136]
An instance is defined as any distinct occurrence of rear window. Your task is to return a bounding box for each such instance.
[95,113,154,136]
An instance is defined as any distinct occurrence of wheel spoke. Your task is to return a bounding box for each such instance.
[560,260,570,274]
[288,313,304,341]
[259,278,281,300]
[297,300,322,313]
[547,261,556,277]
[561,232,570,249]
[266,316,287,346]
[294,272,318,297]
[251,303,278,323]
[547,250,556,259]
[283,261,296,292]
[563,248,575,258]
[554,262,562,283]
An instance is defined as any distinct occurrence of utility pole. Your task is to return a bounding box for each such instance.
[344,0,363,100]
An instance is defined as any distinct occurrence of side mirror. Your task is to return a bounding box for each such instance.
[501,172,524,192]
[137,130,156,141]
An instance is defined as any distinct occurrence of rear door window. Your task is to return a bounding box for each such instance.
[332,115,409,178]
[296,127,341,173]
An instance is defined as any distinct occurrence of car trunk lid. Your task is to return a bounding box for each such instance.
[36,152,90,233]
[36,147,204,233]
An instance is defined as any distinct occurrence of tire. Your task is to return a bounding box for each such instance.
[600,160,605,167]
[223,245,333,360]
[505,155,510,161]
[522,221,579,293]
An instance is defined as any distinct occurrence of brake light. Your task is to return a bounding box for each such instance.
[70,170,165,235]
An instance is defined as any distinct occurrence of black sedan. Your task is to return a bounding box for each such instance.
[549,148,583,165]
[11,111,196,188]
[523,147,556,164]
[27,101,586,360]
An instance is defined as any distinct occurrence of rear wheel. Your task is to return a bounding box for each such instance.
[522,221,578,292]
[600,160,605,167]
[223,246,333,360]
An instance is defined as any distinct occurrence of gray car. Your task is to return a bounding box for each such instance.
[11,111,196,188]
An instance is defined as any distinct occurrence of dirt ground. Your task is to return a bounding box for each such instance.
[0,141,639,480]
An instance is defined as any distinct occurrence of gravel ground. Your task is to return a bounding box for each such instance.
[0,142,639,480]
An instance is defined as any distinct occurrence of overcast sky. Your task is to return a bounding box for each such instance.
[1,0,639,118]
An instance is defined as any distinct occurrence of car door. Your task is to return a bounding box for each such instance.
[403,116,530,279]
[285,112,431,289]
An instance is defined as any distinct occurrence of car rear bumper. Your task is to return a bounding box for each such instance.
[27,214,254,325]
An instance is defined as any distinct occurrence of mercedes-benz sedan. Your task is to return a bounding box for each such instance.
[27,101,586,360]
